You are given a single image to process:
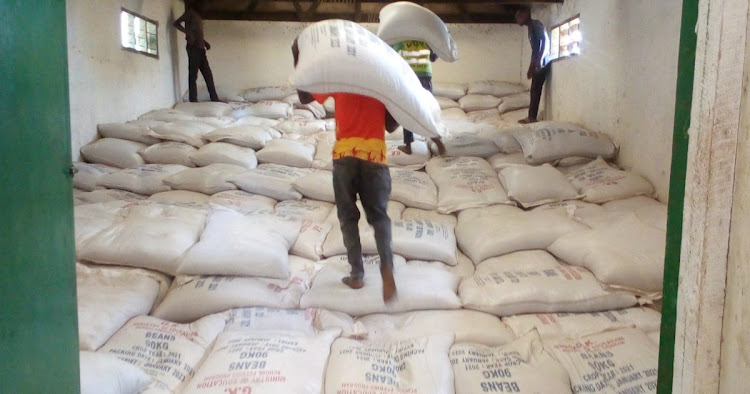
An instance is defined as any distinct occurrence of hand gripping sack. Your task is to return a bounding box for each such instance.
[377,1,459,62]
[291,19,447,139]
[451,332,573,394]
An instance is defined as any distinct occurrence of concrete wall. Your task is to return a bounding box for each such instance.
[67,0,180,160]
[531,0,682,202]
[171,18,526,98]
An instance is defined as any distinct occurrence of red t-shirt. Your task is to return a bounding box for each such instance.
[313,93,387,164]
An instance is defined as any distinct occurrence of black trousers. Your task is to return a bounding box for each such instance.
[529,65,550,120]
[187,46,219,102]
[403,75,433,145]
[332,157,393,279]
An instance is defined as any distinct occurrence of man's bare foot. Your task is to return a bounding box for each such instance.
[397,144,412,155]
[518,117,538,124]
[380,266,397,303]
[342,276,364,289]
[431,137,447,156]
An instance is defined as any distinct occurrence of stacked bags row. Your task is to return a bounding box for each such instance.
[81,304,662,394]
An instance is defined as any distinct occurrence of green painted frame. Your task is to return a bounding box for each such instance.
[657,0,699,392]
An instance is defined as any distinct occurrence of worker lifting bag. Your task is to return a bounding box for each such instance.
[377,1,459,62]
[291,19,448,140]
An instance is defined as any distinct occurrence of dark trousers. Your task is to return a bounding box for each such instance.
[332,157,393,279]
[529,65,550,120]
[187,46,219,102]
[403,75,433,145]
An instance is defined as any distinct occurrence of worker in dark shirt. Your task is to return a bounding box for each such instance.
[174,0,220,102]
[516,8,550,124]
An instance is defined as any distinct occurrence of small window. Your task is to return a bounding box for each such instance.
[120,8,158,58]
[549,15,581,62]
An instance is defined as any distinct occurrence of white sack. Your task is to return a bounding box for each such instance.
[433,82,467,100]
[456,204,588,264]
[209,190,277,215]
[164,163,246,195]
[224,307,366,339]
[325,334,455,394]
[139,108,197,123]
[514,122,618,164]
[178,209,300,278]
[291,19,446,139]
[229,164,311,200]
[602,196,667,230]
[451,332,572,394]
[148,190,210,208]
[502,307,662,339]
[436,96,460,109]
[401,207,457,227]
[154,257,317,322]
[322,201,405,257]
[73,162,118,191]
[549,213,666,293]
[78,202,208,274]
[75,189,146,205]
[81,138,147,168]
[204,124,279,150]
[499,164,581,208]
[500,108,529,123]
[276,199,335,261]
[275,118,327,135]
[148,120,216,148]
[467,108,503,125]
[357,310,514,346]
[438,121,503,158]
[256,138,316,168]
[487,152,527,171]
[231,100,293,119]
[392,219,458,265]
[97,164,186,195]
[190,116,236,129]
[389,168,438,210]
[441,107,468,120]
[98,122,161,145]
[301,257,460,316]
[293,108,315,119]
[377,1,458,62]
[174,102,233,118]
[242,85,296,102]
[568,158,655,203]
[231,115,279,128]
[497,91,531,114]
[183,329,339,394]
[139,142,198,167]
[74,201,129,250]
[467,80,526,97]
[386,140,431,169]
[77,263,169,351]
[544,328,658,394]
[425,156,512,214]
[459,251,637,316]
[180,85,244,102]
[459,94,503,112]
[80,351,152,394]
[190,142,257,169]
[98,313,227,394]
[292,169,335,203]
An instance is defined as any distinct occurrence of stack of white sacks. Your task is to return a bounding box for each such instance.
[74,83,665,393]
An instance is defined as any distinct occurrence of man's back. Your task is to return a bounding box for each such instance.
[182,9,205,49]
[313,93,387,163]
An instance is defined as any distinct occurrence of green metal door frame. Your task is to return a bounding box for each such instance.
[657,0,698,392]
[0,1,79,392]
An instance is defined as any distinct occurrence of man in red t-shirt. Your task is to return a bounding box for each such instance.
[293,41,400,301]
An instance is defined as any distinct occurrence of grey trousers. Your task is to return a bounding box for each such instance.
[332,156,393,279]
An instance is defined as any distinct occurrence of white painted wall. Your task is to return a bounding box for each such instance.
[171,18,526,97]
[531,0,682,201]
[67,0,180,160]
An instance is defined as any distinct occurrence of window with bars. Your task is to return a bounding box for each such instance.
[549,15,581,62]
[120,8,158,58]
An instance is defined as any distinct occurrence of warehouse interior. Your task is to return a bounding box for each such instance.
[4,0,750,393]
